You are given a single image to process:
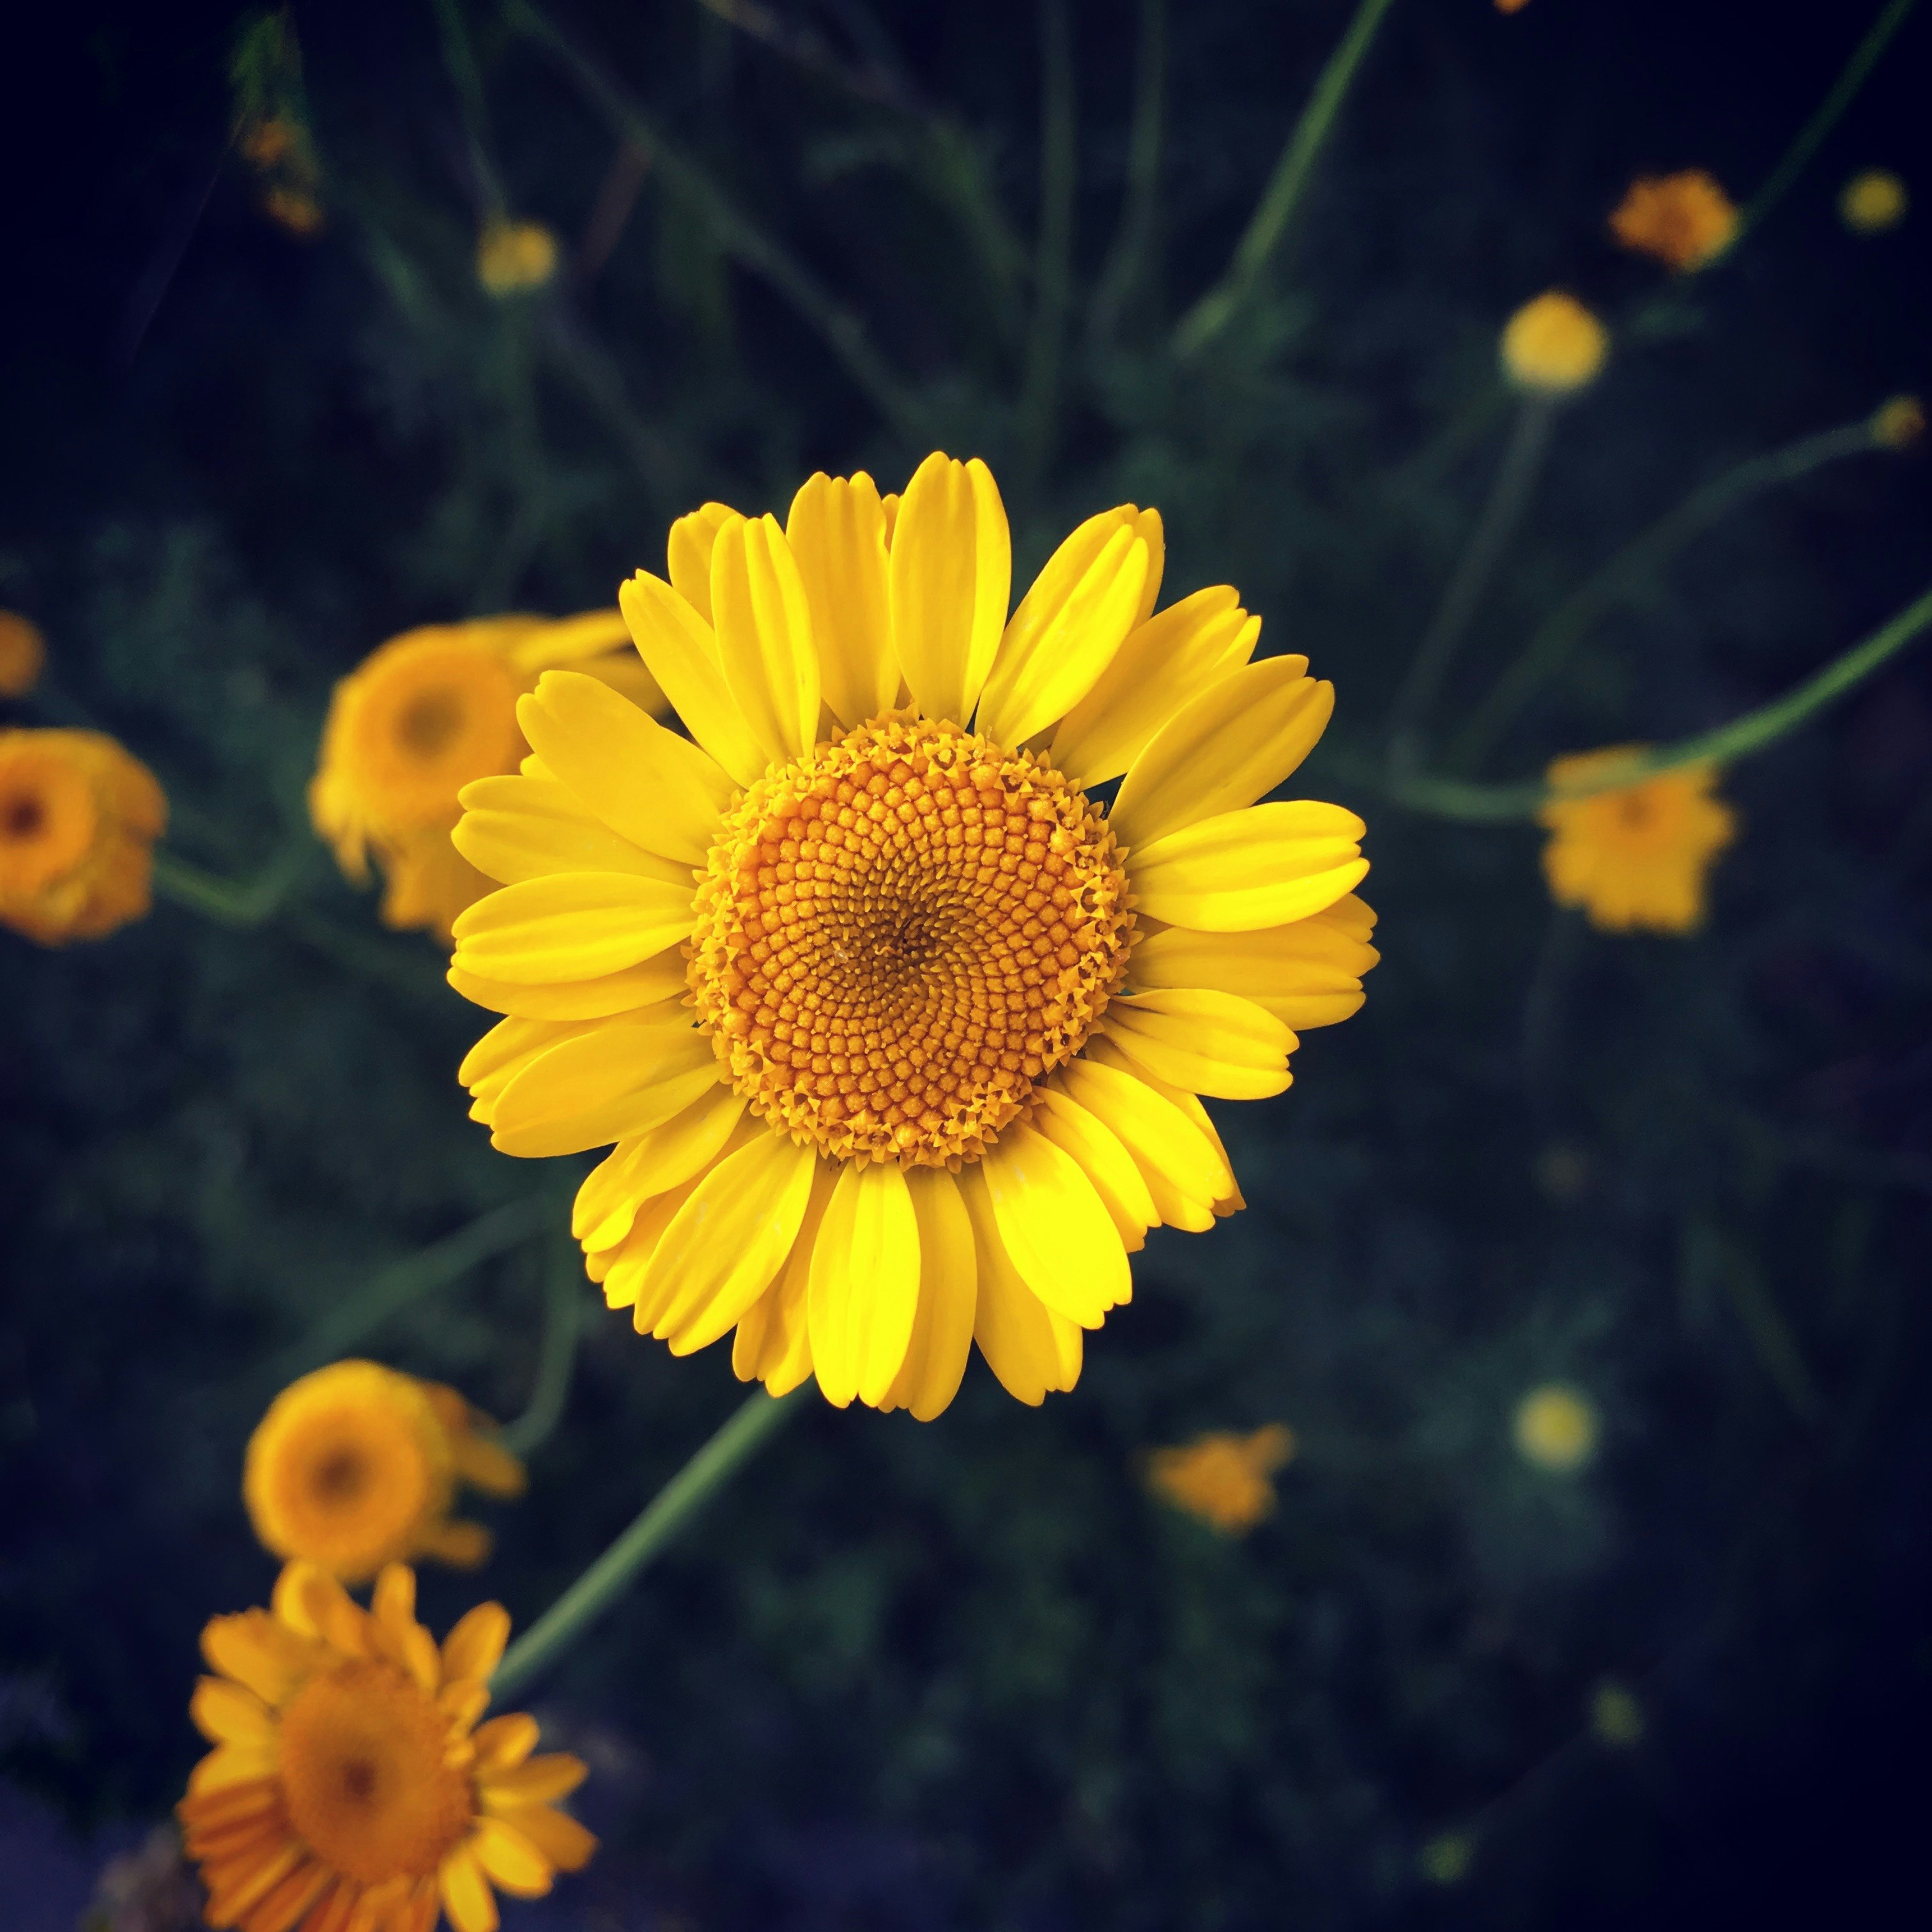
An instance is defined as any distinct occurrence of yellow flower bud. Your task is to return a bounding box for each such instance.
[1500,291,1609,396]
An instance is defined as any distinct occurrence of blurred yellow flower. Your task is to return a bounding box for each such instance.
[1840,168,1908,234]
[178,1560,594,1932]
[1499,291,1609,396]
[1871,394,1924,450]
[477,218,560,296]
[310,611,667,940]
[1609,170,1738,272]
[0,728,165,946]
[261,186,326,237]
[244,1360,526,1584]
[1513,1383,1598,1471]
[0,610,46,696]
[1147,1423,1296,1533]
[1540,746,1737,933]
[1590,1680,1645,1747]
[1420,1833,1474,1885]
[1493,0,1531,12]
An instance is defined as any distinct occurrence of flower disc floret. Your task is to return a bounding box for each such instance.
[689,712,1131,1167]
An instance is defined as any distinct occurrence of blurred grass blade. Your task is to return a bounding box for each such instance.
[428,0,508,214]
[152,847,304,927]
[1020,0,1077,476]
[499,1233,586,1458]
[1089,0,1165,348]
[1682,1220,1823,1427]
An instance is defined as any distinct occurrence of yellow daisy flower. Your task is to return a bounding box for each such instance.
[1499,291,1609,396]
[1512,1383,1598,1471]
[310,613,668,942]
[0,727,166,946]
[1146,1423,1296,1533]
[178,1560,594,1932]
[448,454,1377,1418]
[245,1361,527,1585]
[0,610,47,696]
[1540,745,1736,934]
[1608,170,1738,273]
[476,220,560,296]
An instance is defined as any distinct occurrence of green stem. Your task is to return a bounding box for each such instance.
[499,1237,584,1459]
[1173,0,1399,356]
[505,0,925,436]
[1088,0,1165,347]
[1019,0,1077,477]
[428,0,508,217]
[1386,398,1554,776]
[1381,577,1932,824]
[1450,418,1883,772]
[491,1388,804,1701]
[151,848,300,928]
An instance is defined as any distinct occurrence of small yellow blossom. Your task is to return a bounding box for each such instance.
[1871,395,1924,450]
[244,1360,526,1584]
[178,1561,595,1932]
[0,728,165,946]
[0,610,46,696]
[261,186,326,237]
[1513,1383,1598,1471]
[1609,170,1738,272]
[1499,291,1609,396]
[1840,168,1908,234]
[1591,1680,1645,1747]
[1147,1423,1296,1533]
[240,117,296,169]
[1540,745,1737,933]
[477,218,560,296]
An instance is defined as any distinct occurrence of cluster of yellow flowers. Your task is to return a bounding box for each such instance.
[179,1360,594,1931]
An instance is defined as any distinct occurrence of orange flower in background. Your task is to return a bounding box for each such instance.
[1871,394,1924,450]
[0,728,166,946]
[1147,1423,1296,1533]
[245,1361,527,1584]
[1609,170,1738,272]
[477,219,560,296]
[1540,746,1737,933]
[178,1561,594,1932]
[1494,0,1532,12]
[310,611,668,941]
[0,610,46,696]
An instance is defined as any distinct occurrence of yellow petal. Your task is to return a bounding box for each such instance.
[493,1802,597,1873]
[447,951,690,1020]
[1128,801,1368,932]
[710,514,821,764]
[572,1085,747,1246]
[640,1131,818,1353]
[959,1164,1082,1405]
[450,873,697,983]
[471,1713,539,1775]
[438,1842,500,1932]
[1048,586,1259,788]
[667,502,741,622]
[807,1160,921,1407]
[479,1753,586,1809]
[515,669,736,864]
[980,1121,1130,1327]
[489,1018,719,1156]
[1030,1087,1156,1249]
[618,572,769,786]
[1101,990,1294,1100]
[1086,1037,1243,1216]
[977,512,1154,747]
[454,781,693,887]
[732,1162,834,1395]
[604,1173,706,1316]
[880,1167,977,1420]
[571,647,671,720]
[1110,657,1332,850]
[1130,894,1379,1029]
[200,1611,314,1708]
[459,1015,605,1119]
[190,1678,275,1749]
[502,609,627,672]
[888,452,1010,724]
[441,1602,512,1686]
[786,471,897,727]
[472,1816,555,1898]
[1057,1054,1227,1227]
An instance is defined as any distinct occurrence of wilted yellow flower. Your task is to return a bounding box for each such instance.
[1147,1424,1296,1533]
[310,611,667,940]
[1871,394,1924,450]
[477,218,560,296]
[1540,746,1737,933]
[1591,1680,1645,1747]
[1609,170,1738,272]
[1513,1383,1598,1471]
[0,728,165,946]
[450,454,1377,1419]
[178,1560,594,1932]
[1500,291,1609,395]
[244,1360,526,1583]
[0,611,45,696]
[1840,168,1908,234]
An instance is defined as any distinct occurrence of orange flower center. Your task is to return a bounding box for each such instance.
[0,749,99,892]
[688,712,1131,1166]
[279,1660,472,1885]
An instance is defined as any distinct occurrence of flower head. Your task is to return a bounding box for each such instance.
[1513,1383,1598,1471]
[1499,291,1608,395]
[0,610,46,696]
[0,728,165,946]
[477,220,559,296]
[1871,394,1924,450]
[262,187,326,238]
[449,456,1377,1418]
[1608,170,1738,272]
[1540,746,1736,933]
[178,1560,594,1932]
[245,1361,526,1584]
[1146,1423,1296,1533]
[310,613,666,940]
[1840,167,1908,234]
